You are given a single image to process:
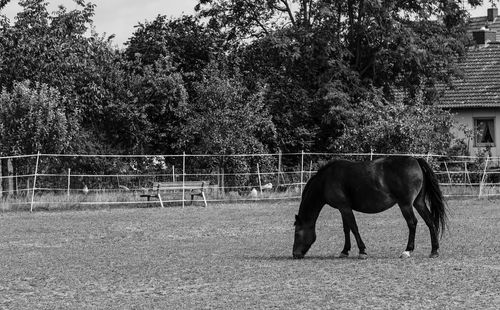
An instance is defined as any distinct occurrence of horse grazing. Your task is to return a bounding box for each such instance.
[293,156,447,259]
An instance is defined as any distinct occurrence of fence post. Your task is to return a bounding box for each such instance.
[30,152,41,213]
[67,168,71,197]
[277,149,282,190]
[300,150,304,194]
[444,162,452,183]
[182,152,186,208]
[257,163,263,196]
[479,156,490,198]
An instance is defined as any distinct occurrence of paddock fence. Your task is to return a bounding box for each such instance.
[0,152,499,211]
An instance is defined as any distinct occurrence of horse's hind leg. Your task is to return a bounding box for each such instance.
[398,203,418,258]
[413,197,439,258]
[339,209,367,259]
[339,213,351,258]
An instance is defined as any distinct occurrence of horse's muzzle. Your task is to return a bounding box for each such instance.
[292,253,304,259]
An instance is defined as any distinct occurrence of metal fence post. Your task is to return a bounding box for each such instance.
[257,163,262,196]
[30,152,41,212]
[300,150,304,194]
[182,152,186,208]
[479,156,490,198]
[67,168,71,197]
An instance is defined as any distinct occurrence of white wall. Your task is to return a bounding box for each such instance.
[451,108,500,162]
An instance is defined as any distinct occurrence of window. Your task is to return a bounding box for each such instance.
[474,118,496,147]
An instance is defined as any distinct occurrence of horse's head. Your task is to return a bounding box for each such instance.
[293,214,316,259]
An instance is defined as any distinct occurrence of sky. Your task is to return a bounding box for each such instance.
[1,0,497,47]
[1,0,199,47]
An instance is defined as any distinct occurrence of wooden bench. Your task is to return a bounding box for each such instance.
[140,181,208,207]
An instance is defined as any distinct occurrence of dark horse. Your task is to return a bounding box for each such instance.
[293,156,447,259]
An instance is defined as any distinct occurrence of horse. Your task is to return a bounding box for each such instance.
[292,156,447,259]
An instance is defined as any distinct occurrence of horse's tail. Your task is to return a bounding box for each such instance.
[416,157,448,237]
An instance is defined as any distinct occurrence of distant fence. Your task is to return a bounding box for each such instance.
[1,152,499,211]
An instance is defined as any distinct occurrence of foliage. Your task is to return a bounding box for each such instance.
[187,63,275,155]
[126,15,225,73]
[184,63,276,187]
[123,56,189,154]
[0,0,494,159]
[201,0,488,153]
[331,89,455,154]
[0,81,76,155]
[0,1,189,155]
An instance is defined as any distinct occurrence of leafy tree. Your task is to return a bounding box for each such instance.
[184,62,276,187]
[187,62,276,155]
[0,0,97,91]
[331,88,454,154]
[123,56,189,154]
[0,80,76,155]
[0,0,106,153]
[0,0,10,10]
[0,1,190,155]
[198,0,490,153]
[125,15,225,73]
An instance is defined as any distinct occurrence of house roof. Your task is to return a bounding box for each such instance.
[467,16,500,41]
[439,44,500,109]
[438,11,500,109]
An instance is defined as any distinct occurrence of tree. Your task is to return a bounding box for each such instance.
[184,62,276,187]
[0,0,10,10]
[124,14,232,102]
[0,1,191,155]
[0,0,105,153]
[123,56,189,154]
[330,88,454,154]
[187,62,276,155]
[126,15,225,73]
[198,0,489,153]
[0,81,75,156]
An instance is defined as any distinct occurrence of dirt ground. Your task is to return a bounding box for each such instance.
[0,199,499,309]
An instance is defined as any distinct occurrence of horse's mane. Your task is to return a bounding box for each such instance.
[300,160,339,203]
[306,160,339,185]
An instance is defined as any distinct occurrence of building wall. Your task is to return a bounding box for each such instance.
[451,108,500,162]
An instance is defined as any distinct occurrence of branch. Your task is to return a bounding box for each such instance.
[279,0,296,26]
[241,0,270,36]
[0,0,11,11]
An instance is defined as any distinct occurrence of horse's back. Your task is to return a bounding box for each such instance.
[322,157,423,213]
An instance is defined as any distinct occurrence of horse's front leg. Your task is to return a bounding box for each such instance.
[339,208,367,259]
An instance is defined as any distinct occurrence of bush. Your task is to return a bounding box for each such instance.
[331,89,454,155]
[0,80,77,156]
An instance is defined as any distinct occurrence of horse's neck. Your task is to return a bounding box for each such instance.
[298,187,324,227]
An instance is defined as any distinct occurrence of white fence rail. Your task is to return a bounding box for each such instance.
[1,152,499,211]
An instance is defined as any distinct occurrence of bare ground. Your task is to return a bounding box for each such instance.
[0,199,499,309]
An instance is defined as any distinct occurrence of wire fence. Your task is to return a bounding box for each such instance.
[1,152,499,211]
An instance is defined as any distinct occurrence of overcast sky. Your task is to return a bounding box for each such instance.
[2,0,199,47]
[1,0,496,47]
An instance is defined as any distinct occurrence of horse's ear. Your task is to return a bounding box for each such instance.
[294,214,300,226]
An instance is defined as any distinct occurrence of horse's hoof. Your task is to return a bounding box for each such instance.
[358,253,368,260]
[339,252,349,258]
[400,251,411,259]
[429,252,439,258]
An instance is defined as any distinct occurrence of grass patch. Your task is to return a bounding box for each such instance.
[0,199,498,308]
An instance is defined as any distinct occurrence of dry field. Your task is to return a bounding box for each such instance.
[0,199,499,309]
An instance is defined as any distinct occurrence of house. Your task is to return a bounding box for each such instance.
[439,8,500,163]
